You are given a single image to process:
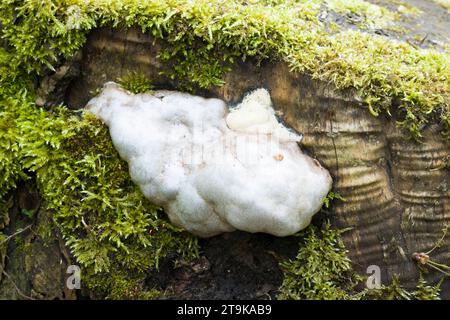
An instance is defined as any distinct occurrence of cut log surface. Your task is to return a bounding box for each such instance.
[67,27,450,296]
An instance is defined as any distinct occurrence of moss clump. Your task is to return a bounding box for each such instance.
[0,47,30,223]
[278,223,361,299]
[367,276,442,300]
[278,223,442,300]
[322,191,345,208]
[19,107,199,296]
[325,0,397,28]
[117,72,154,94]
[0,56,199,297]
[0,108,21,225]
[0,0,448,138]
[84,268,162,300]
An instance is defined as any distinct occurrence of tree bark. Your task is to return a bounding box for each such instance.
[66,27,450,296]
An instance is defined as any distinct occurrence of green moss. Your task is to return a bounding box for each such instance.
[325,0,397,28]
[0,233,7,256]
[0,68,199,297]
[278,223,361,300]
[117,72,154,94]
[322,191,345,208]
[18,107,199,296]
[366,275,442,300]
[411,276,442,300]
[0,0,448,138]
[278,223,443,300]
[0,97,27,223]
[84,268,162,300]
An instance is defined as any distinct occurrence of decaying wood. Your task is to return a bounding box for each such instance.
[66,27,449,295]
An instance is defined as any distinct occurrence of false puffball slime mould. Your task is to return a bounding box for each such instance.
[226,88,303,142]
[86,82,332,237]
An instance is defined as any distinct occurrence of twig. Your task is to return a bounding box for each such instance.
[0,225,33,246]
[426,223,450,255]
[428,260,450,271]
[426,263,450,277]
[412,223,450,277]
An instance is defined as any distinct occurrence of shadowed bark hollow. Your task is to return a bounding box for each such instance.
[66,27,450,297]
[0,183,76,300]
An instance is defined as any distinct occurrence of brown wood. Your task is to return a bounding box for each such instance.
[64,27,450,295]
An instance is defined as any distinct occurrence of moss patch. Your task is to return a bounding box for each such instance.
[0,0,448,138]
[117,72,154,94]
[278,223,442,300]
[278,223,361,299]
[0,71,199,298]
[325,0,398,28]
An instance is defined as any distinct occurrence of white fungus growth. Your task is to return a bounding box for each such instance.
[86,82,332,237]
[226,88,297,142]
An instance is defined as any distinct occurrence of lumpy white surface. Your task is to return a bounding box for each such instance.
[86,82,332,237]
